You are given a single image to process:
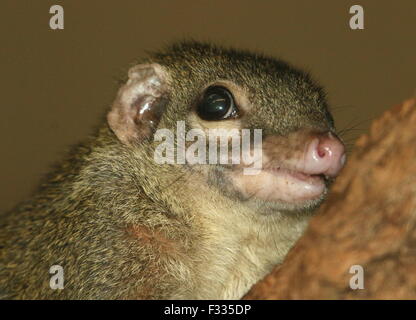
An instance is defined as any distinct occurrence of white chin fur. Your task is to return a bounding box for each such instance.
[230,168,325,203]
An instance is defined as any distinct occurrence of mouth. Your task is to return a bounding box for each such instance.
[265,166,326,198]
[229,165,327,204]
[265,166,326,183]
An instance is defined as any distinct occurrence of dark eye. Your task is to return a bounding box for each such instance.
[197,86,236,121]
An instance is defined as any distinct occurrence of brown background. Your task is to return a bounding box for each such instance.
[0,0,415,213]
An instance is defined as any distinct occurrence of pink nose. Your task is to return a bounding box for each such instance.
[301,132,346,177]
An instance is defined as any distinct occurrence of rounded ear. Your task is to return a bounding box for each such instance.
[107,63,170,144]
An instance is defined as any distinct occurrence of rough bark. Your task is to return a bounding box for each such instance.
[245,98,416,299]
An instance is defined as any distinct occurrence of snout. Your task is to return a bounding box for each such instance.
[228,129,346,205]
[299,132,346,178]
